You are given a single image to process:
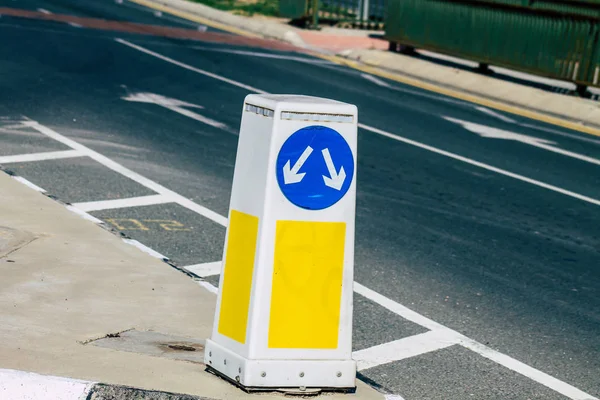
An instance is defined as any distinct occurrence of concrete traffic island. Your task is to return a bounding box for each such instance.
[0,170,383,400]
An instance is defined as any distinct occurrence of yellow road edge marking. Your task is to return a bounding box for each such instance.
[128,0,600,138]
[129,0,260,38]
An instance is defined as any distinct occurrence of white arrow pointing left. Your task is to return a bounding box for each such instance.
[283,146,313,184]
[122,91,229,131]
[322,148,347,190]
[444,116,600,166]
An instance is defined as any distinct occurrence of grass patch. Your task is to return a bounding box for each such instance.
[189,0,279,17]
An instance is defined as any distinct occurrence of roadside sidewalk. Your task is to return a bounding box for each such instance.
[0,170,383,400]
[129,0,600,134]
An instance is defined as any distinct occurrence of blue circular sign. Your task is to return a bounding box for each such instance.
[276,125,354,210]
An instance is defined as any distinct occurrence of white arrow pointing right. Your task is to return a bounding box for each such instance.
[283,146,313,184]
[322,148,347,190]
[444,116,600,166]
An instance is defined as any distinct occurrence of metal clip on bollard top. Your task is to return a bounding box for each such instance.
[205,94,358,391]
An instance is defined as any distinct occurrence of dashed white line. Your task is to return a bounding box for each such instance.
[353,329,460,371]
[190,46,335,65]
[72,194,172,212]
[361,73,392,88]
[475,106,517,123]
[122,238,166,259]
[0,149,83,164]
[65,205,103,224]
[11,176,46,193]
[37,8,51,14]
[68,22,82,28]
[184,261,221,277]
[115,39,267,95]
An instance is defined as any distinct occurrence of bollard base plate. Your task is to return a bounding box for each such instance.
[204,339,357,391]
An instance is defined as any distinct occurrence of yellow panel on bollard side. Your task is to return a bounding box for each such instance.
[217,209,259,344]
[269,220,346,349]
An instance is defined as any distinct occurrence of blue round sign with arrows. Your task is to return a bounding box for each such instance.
[276,125,354,210]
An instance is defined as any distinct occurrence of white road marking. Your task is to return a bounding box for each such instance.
[68,22,82,28]
[354,282,598,400]
[191,46,335,65]
[353,282,447,331]
[37,8,51,14]
[353,329,460,371]
[458,336,597,400]
[25,121,228,226]
[122,92,229,132]
[0,369,93,400]
[361,73,392,88]
[184,261,221,277]
[475,106,517,123]
[520,123,600,146]
[385,395,407,400]
[11,176,46,193]
[72,194,172,212]
[122,238,166,259]
[0,149,83,164]
[446,116,600,166]
[359,122,600,206]
[115,39,267,94]
[65,205,103,224]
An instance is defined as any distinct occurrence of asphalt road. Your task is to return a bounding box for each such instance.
[0,1,599,399]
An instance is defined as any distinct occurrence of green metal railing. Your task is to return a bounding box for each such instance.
[279,0,386,29]
[385,0,600,89]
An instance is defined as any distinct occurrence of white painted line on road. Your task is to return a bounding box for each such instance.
[191,46,335,65]
[37,8,51,14]
[385,395,407,400]
[0,369,93,400]
[354,282,599,400]
[359,122,600,206]
[446,116,600,167]
[68,22,82,28]
[122,238,166,259]
[361,73,392,88]
[353,329,459,371]
[0,149,83,164]
[354,282,447,332]
[72,194,172,212]
[65,205,104,224]
[11,176,46,193]
[115,39,267,94]
[458,336,598,400]
[184,261,221,277]
[475,106,517,123]
[25,121,228,226]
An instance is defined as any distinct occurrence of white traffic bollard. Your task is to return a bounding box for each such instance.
[205,94,358,391]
